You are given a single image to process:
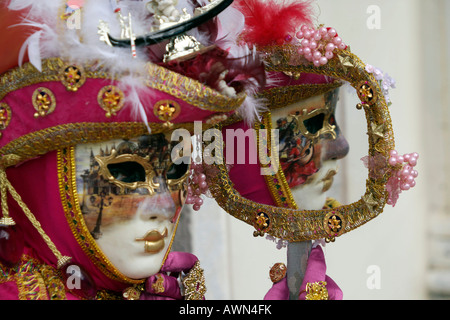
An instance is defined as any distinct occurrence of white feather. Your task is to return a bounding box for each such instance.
[18,30,42,70]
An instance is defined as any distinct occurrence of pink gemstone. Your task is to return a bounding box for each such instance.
[61,263,97,300]
[0,225,24,268]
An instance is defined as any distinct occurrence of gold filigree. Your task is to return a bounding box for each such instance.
[122,284,145,300]
[32,87,56,118]
[182,261,206,300]
[97,85,125,117]
[303,281,328,300]
[60,64,86,91]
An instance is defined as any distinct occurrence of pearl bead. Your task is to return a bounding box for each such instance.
[296,31,304,39]
[319,57,328,65]
[333,37,342,45]
[325,51,334,59]
[328,28,337,37]
[301,39,310,47]
[325,43,335,52]
[313,50,322,60]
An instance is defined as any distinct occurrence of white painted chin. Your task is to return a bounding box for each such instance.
[290,160,338,210]
[96,218,177,280]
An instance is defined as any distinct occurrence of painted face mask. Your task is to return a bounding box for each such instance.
[74,133,190,279]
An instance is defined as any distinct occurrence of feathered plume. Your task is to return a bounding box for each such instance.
[234,0,314,47]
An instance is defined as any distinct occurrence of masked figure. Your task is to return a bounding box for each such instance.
[0,0,266,300]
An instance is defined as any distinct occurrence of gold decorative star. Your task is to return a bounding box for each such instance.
[369,122,385,142]
[337,54,355,73]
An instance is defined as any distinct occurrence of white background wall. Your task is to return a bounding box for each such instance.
[188,0,448,300]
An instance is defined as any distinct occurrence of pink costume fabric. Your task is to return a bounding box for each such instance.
[264,246,342,300]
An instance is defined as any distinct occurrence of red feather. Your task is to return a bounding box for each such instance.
[234,0,314,47]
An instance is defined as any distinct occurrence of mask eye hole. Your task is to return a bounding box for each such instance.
[166,157,190,180]
[303,113,325,135]
[107,161,146,183]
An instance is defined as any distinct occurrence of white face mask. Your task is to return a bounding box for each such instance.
[271,88,349,210]
[74,133,189,279]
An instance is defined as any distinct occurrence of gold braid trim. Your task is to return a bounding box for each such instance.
[257,81,343,111]
[0,121,209,169]
[0,168,71,268]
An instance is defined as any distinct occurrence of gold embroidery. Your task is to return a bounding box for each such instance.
[0,255,66,300]
[182,261,206,300]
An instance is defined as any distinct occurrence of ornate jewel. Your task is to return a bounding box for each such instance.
[60,64,86,91]
[182,261,206,300]
[0,102,11,138]
[269,262,287,283]
[323,211,345,242]
[304,281,328,300]
[253,211,270,237]
[357,80,377,106]
[97,85,125,118]
[32,87,56,118]
[122,285,144,300]
[153,100,181,126]
[151,274,165,294]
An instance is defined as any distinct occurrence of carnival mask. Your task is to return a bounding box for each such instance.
[75,133,190,279]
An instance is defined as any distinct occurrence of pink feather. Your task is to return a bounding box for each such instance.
[234,0,314,47]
